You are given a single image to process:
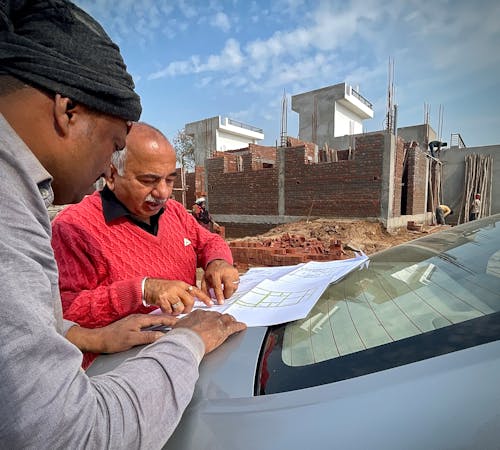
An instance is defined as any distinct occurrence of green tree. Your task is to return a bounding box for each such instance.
[173,128,195,171]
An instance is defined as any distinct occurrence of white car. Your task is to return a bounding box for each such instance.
[88,214,500,449]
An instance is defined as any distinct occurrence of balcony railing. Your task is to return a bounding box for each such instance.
[350,88,373,109]
[450,133,466,148]
[226,118,263,134]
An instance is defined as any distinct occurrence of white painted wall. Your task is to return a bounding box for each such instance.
[216,131,259,151]
[334,103,364,137]
[186,116,264,166]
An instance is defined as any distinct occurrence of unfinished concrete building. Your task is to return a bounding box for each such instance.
[291,82,374,149]
[175,81,497,237]
[185,116,264,167]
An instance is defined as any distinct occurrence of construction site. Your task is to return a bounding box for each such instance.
[173,79,499,268]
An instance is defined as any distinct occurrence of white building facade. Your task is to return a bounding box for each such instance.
[185,116,264,166]
[291,82,374,149]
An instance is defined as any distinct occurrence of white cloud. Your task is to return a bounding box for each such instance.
[220,75,248,88]
[177,0,198,19]
[75,0,196,44]
[197,77,213,88]
[201,38,243,71]
[210,12,231,32]
[147,0,385,83]
[149,56,199,79]
[148,39,243,79]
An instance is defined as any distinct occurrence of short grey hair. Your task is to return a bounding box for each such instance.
[111,147,128,176]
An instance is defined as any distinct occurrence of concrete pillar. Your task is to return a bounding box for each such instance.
[278,147,286,216]
[380,132,395,225]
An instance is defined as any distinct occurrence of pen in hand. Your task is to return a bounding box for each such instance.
[141,324,172,333]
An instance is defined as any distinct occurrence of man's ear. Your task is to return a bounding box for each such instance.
[53,94,77,136]
[105,164,118,190]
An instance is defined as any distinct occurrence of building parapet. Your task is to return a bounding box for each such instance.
[350,87,372,109]
[226,118,263,134]
[450,133,466,148]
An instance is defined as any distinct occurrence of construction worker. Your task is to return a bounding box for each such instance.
[470,194,482,221]
[192,197,213,230]
[436,204,453,225]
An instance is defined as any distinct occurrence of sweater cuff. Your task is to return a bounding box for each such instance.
[111,277,147,311]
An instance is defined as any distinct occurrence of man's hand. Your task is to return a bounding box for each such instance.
[66,314,178,354]
[174,310,246,354]
[144,278,213,315]
[201,259,240,304]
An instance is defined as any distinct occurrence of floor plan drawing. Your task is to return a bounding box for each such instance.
[154,253,369,327]
[236,285,320,308]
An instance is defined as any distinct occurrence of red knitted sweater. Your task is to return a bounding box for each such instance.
[52,191,233,329]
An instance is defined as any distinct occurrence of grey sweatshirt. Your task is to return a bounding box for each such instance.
[0,114,204,449]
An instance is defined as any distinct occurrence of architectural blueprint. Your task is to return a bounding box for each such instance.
[154,253,369,327]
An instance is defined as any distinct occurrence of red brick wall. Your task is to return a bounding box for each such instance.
[204,134,389,221]
[194,166,205,197]
[284,134,386,217]
[212,151,238,173]
[406,146,428,214]
[247,144,277,161]
[180,133,430,236]
[286,137,316,161]
[206,157,279,215]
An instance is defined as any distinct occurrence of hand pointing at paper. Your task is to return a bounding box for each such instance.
[201,259,240,305]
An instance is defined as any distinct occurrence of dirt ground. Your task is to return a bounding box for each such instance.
[228,218,444,256]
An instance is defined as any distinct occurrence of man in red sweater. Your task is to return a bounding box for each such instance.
[52,122,240,366]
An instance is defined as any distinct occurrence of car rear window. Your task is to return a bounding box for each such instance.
[257,216,500,395]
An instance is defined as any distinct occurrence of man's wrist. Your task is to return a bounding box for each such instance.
[205,258,229,270]
[66,325,104,353]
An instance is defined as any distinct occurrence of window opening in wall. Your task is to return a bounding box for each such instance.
[237,155,243,172]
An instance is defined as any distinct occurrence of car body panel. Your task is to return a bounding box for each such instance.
[165,340,500,450]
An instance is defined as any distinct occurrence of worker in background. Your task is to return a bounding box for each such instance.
[436,204,453,225]
[192,197,213,231]
[470,194,482,221]
[428,140,447,158]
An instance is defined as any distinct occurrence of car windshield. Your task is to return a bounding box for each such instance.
[257,215,500,395]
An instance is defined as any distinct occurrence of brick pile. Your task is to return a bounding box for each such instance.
[229,233,346,268]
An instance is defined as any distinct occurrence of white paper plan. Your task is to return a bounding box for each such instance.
[152,252,369,327]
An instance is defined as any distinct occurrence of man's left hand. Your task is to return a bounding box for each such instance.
[201,259,240,304]
[66,314,178,354]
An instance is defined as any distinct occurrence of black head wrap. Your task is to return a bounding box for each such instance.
[0,0,141,121]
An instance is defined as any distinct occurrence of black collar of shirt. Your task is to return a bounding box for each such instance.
[100,185,164,236]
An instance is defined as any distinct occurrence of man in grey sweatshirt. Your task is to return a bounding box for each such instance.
[0,1,246,448]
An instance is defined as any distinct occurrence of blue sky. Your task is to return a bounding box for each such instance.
[75,0,500,148]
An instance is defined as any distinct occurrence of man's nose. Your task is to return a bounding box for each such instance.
[153,178,171,198]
